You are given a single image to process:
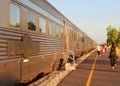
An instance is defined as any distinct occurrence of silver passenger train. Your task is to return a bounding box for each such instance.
[0,0,97,85]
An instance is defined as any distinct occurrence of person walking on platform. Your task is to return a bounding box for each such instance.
[101,45,105,53]
[97,45,101,56]
[108,42,118,70]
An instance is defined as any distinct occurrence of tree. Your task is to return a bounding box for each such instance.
[116,31,120,47]
[106,25,119,46]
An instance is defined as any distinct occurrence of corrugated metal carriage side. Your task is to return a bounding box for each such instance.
[0,28,64,85]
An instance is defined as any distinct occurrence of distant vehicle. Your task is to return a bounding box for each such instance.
[0,0,97,85]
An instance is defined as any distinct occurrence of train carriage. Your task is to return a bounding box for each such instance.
[0,0,97,85]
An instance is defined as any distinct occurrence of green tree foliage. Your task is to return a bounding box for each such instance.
[106,25,119,46]
[116,31,120,47]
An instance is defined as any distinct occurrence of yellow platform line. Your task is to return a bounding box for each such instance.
[86,54,98,86]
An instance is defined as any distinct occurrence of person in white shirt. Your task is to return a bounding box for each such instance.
[97,45,101,55]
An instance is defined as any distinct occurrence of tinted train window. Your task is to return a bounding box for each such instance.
[10,3,20,27]
[28,12,36,31]
[39,18,45,33]
[61,27,64,38]
[52,23,56,35]
[56,25,59,36]
[48,22,52,35]
[69,30,72,40]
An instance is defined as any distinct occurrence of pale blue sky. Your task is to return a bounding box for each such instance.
[47,0,120,44]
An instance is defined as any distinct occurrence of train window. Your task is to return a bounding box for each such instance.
[71,32,73,40]
[82,37,84,43]
[70,31,72,40]
[56,25,60,37]
[68,29,70,39]
[74,34,76,40]
[39,17,46,33]
[28,12,36,31]
[52,23,56,35]
[60,27,64,38]
[58,26,62,37]
[10,3,20,28]
[48,22,52,35]
[72,32,74,40]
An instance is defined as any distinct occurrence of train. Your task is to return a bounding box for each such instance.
[0,0,97,85]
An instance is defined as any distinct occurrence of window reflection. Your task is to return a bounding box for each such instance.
[10,3,20,27]
[61,27,64,38]
[52,23,55,35]
[39,18,45,33]
[28,12,36,31]
[48,22,52,35]
[56,25,59,35]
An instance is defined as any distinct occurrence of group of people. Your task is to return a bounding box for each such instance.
[97,44,106,56]
[97,43,118,70]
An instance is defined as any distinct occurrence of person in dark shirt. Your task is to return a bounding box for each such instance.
[109,42,118,70]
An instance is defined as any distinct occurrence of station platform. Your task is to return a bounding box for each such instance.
[57,50,120,86]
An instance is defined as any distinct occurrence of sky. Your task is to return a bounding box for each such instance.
[47,0,120,44]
